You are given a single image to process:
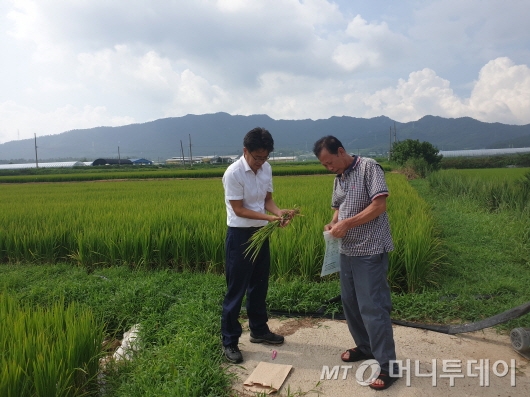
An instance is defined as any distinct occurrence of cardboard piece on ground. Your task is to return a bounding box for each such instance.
[243,361,293,394]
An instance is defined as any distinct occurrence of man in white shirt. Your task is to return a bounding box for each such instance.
[221,127,293,363]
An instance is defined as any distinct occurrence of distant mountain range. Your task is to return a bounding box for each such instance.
[1,113,530,162]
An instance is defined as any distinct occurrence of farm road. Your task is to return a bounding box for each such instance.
[228,318,529,396]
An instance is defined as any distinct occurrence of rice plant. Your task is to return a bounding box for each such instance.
[244,207,301,263]
[387,173,443,292]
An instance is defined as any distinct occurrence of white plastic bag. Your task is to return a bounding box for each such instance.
[320,231,341,277]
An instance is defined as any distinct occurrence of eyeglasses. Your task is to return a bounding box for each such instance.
[248,152,270,162]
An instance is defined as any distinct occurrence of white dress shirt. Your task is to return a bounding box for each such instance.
[222,156,273,227]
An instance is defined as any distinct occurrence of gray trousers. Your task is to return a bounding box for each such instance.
[340,252,396,372]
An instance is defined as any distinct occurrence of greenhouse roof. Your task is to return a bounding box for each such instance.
[439,147,530,157]
[0,161,87,170]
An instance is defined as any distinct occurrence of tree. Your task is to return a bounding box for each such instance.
[391,139,443,169]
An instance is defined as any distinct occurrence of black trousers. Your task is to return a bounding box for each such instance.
[221,227,271,347]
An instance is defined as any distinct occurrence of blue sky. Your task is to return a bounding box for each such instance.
[1,0,529,143]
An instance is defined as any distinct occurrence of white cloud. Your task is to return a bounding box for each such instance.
[332,15,408,72]
[7,0,66,62]
[6,0,38,41]
[77,46,178,96]
[230,71,367,121]
[363,68,464,121]
[408,0,530,84]
[166,69,229,116]
[469,58,530,124]
[77,45,230,115]
[363,57,530,125]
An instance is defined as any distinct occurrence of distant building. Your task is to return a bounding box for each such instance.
[92,158,133,166]
[130,158,153,165]
[165,155,238,165]
[268,156,296,162]
[165,156,203,165]
[203,155,238,164]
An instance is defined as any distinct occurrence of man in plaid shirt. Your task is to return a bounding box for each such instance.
[313,135,398,391]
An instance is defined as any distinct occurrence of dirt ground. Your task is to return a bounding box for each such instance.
[227,318,530,397]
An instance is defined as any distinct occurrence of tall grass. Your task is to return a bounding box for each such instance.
[428,169,530,212]
[0,293,104,397]
[440,153,530,169]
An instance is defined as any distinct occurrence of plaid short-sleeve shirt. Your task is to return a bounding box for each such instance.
[331,156,394,256]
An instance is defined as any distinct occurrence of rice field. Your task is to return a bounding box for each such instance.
[0,173,438,291]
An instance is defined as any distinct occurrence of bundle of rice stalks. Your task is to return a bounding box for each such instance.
[244,207,301,263]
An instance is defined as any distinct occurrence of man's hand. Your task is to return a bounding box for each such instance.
[268,214,282,222]
[325,196,387,237]
[328,219,350,238]
[324,221,336,232]
[278,209,295,227]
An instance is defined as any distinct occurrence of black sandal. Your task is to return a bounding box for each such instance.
[340,347,374,362]
[369,369,398,391]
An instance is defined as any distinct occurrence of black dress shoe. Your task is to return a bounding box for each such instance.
[224,344,243,363]
[249,332,284,344]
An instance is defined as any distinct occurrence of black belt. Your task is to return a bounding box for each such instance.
[229,226,263,231]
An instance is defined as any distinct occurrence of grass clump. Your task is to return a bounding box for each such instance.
[267,278,341,316]
[0,292,104,397]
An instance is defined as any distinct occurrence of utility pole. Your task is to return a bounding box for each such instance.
[180,140,185,166]
[118,146,121,165]
[394,121,397,144]
[388,127,392,161]
[34,133,38,168]
[189,134,193,167]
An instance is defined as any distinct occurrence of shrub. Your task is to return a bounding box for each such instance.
[391,139,443,171]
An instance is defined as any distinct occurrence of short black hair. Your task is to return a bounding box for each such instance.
[244,127,274,153]
[313,135,344,158]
